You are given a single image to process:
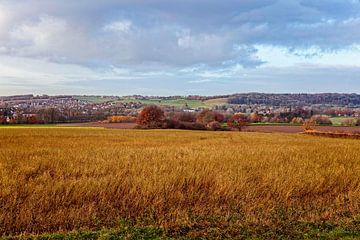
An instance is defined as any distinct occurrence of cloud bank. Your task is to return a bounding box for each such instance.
[0,0,359,95]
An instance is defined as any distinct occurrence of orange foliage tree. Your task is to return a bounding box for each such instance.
[249,112,262,123]
[197,109,224,125]
[136,105,165,128]
[227,113,249,131]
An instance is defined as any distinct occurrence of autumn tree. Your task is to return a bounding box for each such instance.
[227,113,249,131]
[291,117,304,124]
[37,108,62,123]
[206,121,222,131]
[27,115,39,124]
[136,105,165,128]
[0,116,6,124]
[197,109,224,125]
[172,112,197,122]
[310,115,332,125]
[249,112,262,123]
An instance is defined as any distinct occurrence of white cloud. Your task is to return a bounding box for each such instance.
[0,6,7,27]
[255,44,360,67]
[0,1,360,94]
[104,20,132,33]
[176,30,226,52]
[0,3,11,37]
[10,15,67,54]
[6,14,99,63]
[0,54,149,92]
[188,79,213,83]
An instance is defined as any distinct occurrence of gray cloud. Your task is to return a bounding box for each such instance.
[0,0,360,95]
[1,0,359,68]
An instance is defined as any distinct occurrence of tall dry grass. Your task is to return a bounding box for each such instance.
[0,128,360,235]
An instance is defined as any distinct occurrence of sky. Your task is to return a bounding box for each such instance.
[0,0,359,96]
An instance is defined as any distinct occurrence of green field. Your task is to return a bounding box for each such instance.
[250,122,299,126]
[117,98,209,108]
[330,117,355,126]
[74,96,119,104]
[203,97,229,107]
[73,96,230,108]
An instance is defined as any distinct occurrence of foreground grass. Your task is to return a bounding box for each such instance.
[0,124,59,128]
[4,223,360,240]
[1,128,360,238]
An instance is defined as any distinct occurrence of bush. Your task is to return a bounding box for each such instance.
[356,118,360,126]
[291,117,304,124]
[249,112,262,123]
[27,116,39,124]
[183,122,207,130]
[0,116,6,124]
[197,110,224,125]
[206,121,222,131]
[310,115,332,125]
[341,118,356,126]
[136,105,165,128]
[269,116,287,123]
[303,119,315,131]
[227,113,249,131]
[109,116,136,123]
[162,119,206,130]
[172,112,197,123]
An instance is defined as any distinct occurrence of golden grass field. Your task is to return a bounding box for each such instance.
[1,127,360,238]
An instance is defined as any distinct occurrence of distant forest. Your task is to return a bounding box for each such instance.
[228,93,360,106]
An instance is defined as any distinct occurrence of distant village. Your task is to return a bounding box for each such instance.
[1,93,360,125]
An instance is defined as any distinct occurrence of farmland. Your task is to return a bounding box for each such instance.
[73,96,229,108]
[116,98,209,108]
[74,96,120,104]
[1,128,360,239]
[330,117,356,126]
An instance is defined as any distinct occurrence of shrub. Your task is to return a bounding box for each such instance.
[182,122,207,130]
[249,112,262,123]
[310,115,332,125]
[0,116,6,124]
[109,116,136,123]
[341,118,356,127]
[162,118,206,130]
[227,113,249,131]
[197,109,224,125]
[269,116,286,123]
[162,118,179,129]
[136,105,165,128]
[27,116,39,124]
[261,116,270,123]
[356,118,360,126]
[291,117,304,124]
[214,112,225,123]
[206,121,222,131]
[303,119,315,131]
[172,112,197,123]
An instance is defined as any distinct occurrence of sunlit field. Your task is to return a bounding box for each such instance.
[1,128,360,239]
